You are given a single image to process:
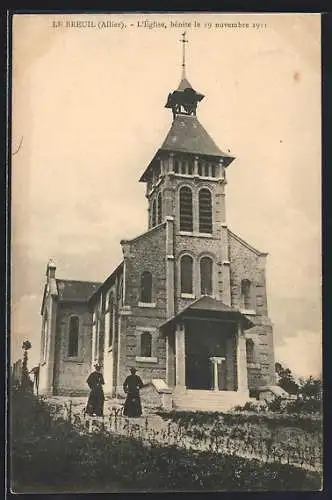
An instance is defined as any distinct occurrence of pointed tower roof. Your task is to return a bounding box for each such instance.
[160,114,233,159]
[177,77,193,91]
[178,32,191,90]
[139,34,235,182]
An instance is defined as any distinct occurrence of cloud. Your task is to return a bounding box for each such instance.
[275,329,322,378]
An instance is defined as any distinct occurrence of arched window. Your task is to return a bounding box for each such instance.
[180,255,193,294]
[140,332,152,357]
[241,279,252,310]
[157,192,162,224]
[199,188,212,233]
[68,316,79,357]
[108,293,114,347]
[246,339,255,364]
[179,186,193,232]
[151,199,156,227]
[140,271,152,303]
[200,256,213,296]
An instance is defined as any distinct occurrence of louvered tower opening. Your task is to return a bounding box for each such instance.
[180,186,193,232]
[199,188,212,233]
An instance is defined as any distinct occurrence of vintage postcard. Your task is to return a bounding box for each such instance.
[10,12,322,493]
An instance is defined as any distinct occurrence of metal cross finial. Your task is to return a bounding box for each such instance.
[180,31,188,79]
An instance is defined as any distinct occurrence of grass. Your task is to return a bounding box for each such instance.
[10,390,322,492]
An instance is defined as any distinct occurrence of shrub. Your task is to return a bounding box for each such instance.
[285,398,322,415]
[266,396,283,412]
[11,390,322,492]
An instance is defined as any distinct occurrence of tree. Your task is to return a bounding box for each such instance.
[298,376,322,401]
[21,340,33,392]
[275,362,299,395]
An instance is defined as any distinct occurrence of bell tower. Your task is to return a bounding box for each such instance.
[139,34,235,309]
[165,32,204,119]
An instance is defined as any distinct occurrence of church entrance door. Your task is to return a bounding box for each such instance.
[184,320,228,390]
[185,346,211,390]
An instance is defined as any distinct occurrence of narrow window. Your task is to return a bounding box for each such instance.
[140,332,152,357]
[109,294,114,347]
[203,164,210,177]
[151,199,156,227]
[140,271,152,303]
[68,316,79,357]
[246,339,255,364]
[198,162,203,176]
[200,256,213,296]
[180,255,193,294]
[241,279,252,310]
[187,160,193,175]
[211,164,216,177]
[117,276,123,306]
[42,312,48,361]
[199,188,212,233]
[157,192,162,224]
[179,186,193,232]
[174,159,180,174]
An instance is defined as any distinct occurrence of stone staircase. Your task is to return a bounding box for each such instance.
[172,389,250,412]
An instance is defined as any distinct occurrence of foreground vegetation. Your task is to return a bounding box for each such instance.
[11,390,321,492]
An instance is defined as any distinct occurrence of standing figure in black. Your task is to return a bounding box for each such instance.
[85,363,105,417]
[123,368,144,418]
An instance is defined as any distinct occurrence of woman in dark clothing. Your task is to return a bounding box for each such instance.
[123,368,144,418]
[85,364,105,417]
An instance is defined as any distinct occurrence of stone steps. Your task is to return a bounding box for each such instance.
[172,390,250,412]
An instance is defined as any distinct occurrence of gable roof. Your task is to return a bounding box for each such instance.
[88,261,124,305]
[228,229,268,257]
[159,295,254,331]
[56,279,101,303]
[188,295,235,313]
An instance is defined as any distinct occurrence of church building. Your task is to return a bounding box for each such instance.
[38,35,276,411]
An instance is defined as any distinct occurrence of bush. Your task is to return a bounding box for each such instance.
[285,398,322,415]
[157,409,322,433]
[233,401,267,413]
[266,396,283,412]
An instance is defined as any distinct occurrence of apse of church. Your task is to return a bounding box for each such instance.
[38,34,276,408]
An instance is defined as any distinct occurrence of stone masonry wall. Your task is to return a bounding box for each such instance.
[53,302,93,396]
[118,224,167,390]
[228,231,276,387]
[172,177,227,312]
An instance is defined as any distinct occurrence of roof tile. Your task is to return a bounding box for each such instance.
[56,279,101,302]
[160,115,234,160]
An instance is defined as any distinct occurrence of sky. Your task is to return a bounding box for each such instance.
[11,13,321,378]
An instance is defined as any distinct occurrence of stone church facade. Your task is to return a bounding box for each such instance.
[38,47,276,410]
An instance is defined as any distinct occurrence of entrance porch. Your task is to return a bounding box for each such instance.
[160,296,254,411]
